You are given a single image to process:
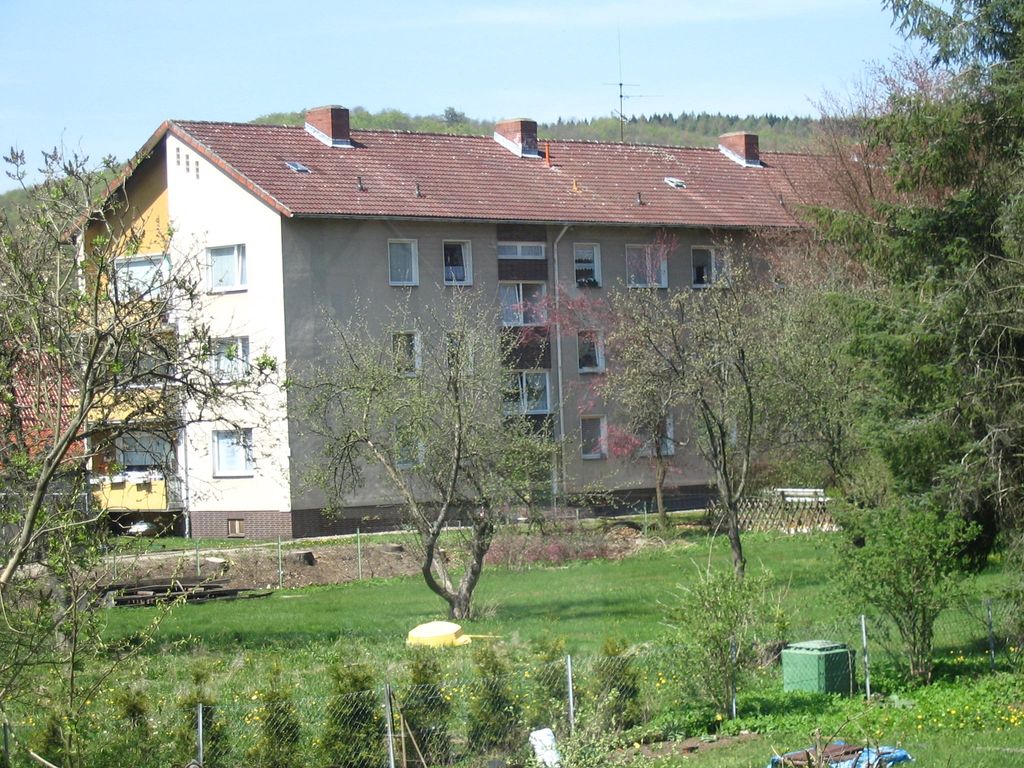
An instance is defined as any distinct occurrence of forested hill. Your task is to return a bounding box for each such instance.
[0,108,818,216]
[253,107,819,152]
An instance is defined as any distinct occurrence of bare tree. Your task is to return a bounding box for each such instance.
[0,148,275,727]
[297,294,555,619]
[605,260,790,578]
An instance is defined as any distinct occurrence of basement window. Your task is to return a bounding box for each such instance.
[227,518,245,537]
[285,161,311,173]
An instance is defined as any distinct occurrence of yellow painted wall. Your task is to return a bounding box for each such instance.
[93,478,170,512]
[87,141,171,256]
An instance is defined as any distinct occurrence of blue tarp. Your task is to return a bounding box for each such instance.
[768,740,913,768]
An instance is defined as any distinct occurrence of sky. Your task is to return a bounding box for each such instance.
[0,0,913,193]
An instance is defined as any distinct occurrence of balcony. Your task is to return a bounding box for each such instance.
[91,471,183,513]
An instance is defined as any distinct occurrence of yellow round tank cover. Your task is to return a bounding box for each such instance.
[406,620,472,647]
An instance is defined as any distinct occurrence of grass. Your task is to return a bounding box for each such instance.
[104,533,835,650]
[26,530,1019,767]
[106,530,1010,653]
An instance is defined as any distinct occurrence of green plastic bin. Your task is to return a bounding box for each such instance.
[781,640,855,695]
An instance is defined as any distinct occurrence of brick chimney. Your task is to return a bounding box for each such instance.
[305,105,353,147]
[494,118,540,158]
[718,131,761,167]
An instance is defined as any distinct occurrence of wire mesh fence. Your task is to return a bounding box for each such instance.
[2,598,1019,768]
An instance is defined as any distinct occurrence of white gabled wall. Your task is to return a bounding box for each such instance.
[165,136,292,526]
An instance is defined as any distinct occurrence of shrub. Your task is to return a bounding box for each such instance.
[588,638,641,731]
[321,661,384,768]
[176,674,226,768]
[668,566,785,718]
[525,635,568,731]
[833,502,976,682]
[467,642,523,753]
[247,666,301,768]
[399,648,452,765]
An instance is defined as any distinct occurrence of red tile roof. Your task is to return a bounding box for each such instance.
[165,121,839,229]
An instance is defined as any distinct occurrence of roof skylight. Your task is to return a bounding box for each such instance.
[285,161,311,174]
[664,177,686,189]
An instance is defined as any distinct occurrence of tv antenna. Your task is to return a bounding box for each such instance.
[603,30,660,142]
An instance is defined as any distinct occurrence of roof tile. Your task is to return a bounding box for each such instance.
[169,121,838,228]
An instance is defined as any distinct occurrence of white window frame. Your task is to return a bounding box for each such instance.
[505,371,550,415]
[443,240,473,286]
[394,430,425,470]
[573,243,602,287]
[212,336,250,381]
[113,253,169,300]
[691,246,722,288]
[499,281,547,326]
[212,428,254,477]
[392,331,421,375]
[576,330,605,373]
[580,415,608,459]
[497,242,546,260]
[117,432,172,474]
[388,239,419,287]
[227,518,245,537]
[208,244,247,293]
[625,244,668,288]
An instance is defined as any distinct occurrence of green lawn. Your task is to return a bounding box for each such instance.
[22,530,1019,767]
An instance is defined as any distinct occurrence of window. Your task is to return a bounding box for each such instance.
[118,432,172,473]
[639,416,675,457]
[395,428,424,469]
[505,371,550,414]
[692,246,724,288]
[227,518,245,537]
[580,416,607,459]
[443,241,472,285]
[625,244,667,288]
[388,240,418,286]
[213,428,254,477]
[574,243,601,287]
[499,282,546,325]
[212,336,250,381]
[113,254,168,300]
[209,244,247,292]
[577,331,605,373]
[392,332,420,374]
[497,242,545,259]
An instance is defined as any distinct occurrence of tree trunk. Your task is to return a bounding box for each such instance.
[654,458,669,531]
[725,499,746,579]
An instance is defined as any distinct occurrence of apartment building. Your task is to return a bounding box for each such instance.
[95,105,829,539]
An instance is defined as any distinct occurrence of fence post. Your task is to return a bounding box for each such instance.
[729,638,738,720]
[277,537,284,589]
[195,542,201,578]
[860,614,872,699]
[2,720,11,768]
[357,528,363,580]
[565,654,576,735]
[196,702,204,766]
[986,599,997,672]
[384,684,397,768]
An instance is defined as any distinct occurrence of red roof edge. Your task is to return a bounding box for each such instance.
[166,122,294,218]
[75,121,294,239]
